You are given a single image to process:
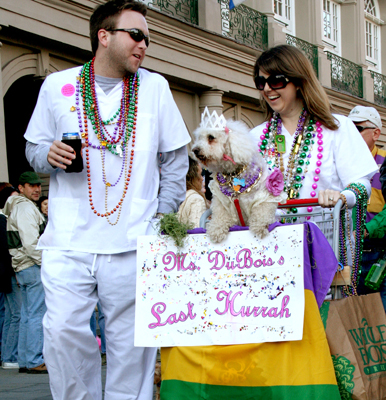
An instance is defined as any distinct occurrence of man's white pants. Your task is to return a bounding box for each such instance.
[41,250,157,400]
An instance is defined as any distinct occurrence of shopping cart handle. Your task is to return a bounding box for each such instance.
[278,198,319,208]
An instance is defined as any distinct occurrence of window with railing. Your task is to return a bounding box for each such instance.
[326,52,363,98]
[141,0,198,25]
[371,71,386,107]
[322,0,340,55]
[274,0,294,34]
[286,35,318,77]
[219,1,268,51]
[365,0,382,72]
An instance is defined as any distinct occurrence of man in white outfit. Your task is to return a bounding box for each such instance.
[24,1,190,399]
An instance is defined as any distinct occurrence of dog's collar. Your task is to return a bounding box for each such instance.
[216,163,262,197]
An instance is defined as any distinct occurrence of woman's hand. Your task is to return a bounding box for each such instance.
[318,189,342,208]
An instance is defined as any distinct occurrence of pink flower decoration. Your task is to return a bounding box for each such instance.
[266,168,284,196]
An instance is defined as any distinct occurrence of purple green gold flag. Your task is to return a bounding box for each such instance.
[160,223,340,399]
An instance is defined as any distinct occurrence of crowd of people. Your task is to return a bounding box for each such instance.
[0,0,385,399]
[0,173,107,373]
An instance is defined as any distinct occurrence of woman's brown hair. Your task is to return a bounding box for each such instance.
[254,45,338,131]
[186,157,206,201]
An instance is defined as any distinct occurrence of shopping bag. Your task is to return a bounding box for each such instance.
[320,293,386,400]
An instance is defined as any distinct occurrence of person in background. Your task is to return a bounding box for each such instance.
[37,196,48,222]
[349,106,386,310]
[178,156,208,228]
[90,302,106,365]
[0,183,13,362]
[0,184,20,370]
[3,172,47,374]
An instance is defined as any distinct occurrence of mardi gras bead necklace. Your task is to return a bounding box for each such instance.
[76,58,139,225]
[216,162,262,197]
[339,183,368,297]
[259,110,324,213]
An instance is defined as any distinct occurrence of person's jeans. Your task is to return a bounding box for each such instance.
[0,293,4,353]
[17,265,46,368]
[357,249,386,311]
[1,277,21,363]
[90,302,106,354]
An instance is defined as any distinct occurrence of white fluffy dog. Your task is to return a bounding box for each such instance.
[191,108,286,243]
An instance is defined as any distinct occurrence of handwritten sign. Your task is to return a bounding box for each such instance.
[135,224,305,347]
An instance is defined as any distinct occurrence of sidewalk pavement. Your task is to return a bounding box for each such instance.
[0,365,106,400]
[1,365,158,399]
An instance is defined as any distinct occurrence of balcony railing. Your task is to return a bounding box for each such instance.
[326,52,363,98]
[144,0,198,25]
[286,35,318,77]
[370,71,386,107]
[219,0,268,51]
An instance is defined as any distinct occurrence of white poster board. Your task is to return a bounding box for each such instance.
[135,224,304,347]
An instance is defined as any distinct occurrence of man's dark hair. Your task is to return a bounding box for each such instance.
[90,0,147,55]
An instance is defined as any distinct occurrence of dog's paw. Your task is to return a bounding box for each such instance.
[206,223,229,243]
[251,224,269,239]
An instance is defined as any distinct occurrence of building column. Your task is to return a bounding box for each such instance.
[199,90,224,117]
[0,36,9,181]
[318,47,332,89]
[363,68,375,103]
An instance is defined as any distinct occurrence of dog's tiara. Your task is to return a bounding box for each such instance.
[200,106,227,131]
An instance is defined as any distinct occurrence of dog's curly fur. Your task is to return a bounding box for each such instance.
[192,119,284,243]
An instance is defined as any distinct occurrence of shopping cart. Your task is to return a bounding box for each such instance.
[199,198,345,294]
[278,198,342,258]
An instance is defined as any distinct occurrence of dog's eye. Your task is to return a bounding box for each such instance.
[208,135,215,143]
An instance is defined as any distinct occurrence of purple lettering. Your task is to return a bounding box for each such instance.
[228,291,243,316]
[261,307,269,317]
[148,302,196,329]
[279,295,291,318]
[148,302,168,329]
[215,290,230,315]
[208,250,226,270]
[278,256,285,265]
[187,302,196,320]
[236,249,253,269]
[163,252,177,271]
[267,307,279,318]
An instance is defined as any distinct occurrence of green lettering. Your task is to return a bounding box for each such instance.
[359,327,370,345]
[349,328,364,346]
[367,326,381,344]
[359,347,369,366]
[377,325,386,342]
[368,345,382,363]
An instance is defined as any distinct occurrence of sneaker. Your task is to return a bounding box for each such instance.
[27,363,48,374]
[2,361,19,369]
[19,367,28,373]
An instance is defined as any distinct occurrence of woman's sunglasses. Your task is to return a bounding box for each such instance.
[255,74,290,91]
[106,28,150,47]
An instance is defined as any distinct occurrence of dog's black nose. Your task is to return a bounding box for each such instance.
[193,147,200,156]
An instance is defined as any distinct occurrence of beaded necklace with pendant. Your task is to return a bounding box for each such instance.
[76,58,139,225]
[258,109,324,214]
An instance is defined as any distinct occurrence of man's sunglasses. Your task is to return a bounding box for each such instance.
[255,74,290,91]
[105,28,150,47]
[355,125,376,133]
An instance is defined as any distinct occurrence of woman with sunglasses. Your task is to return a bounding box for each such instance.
[251,45,377,215]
